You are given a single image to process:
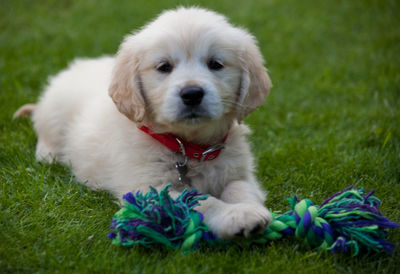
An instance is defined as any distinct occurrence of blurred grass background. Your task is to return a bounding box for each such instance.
[1,0,399,272]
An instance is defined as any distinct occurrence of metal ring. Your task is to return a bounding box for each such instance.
[175,138,188,166]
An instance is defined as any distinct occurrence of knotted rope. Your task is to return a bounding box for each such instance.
[108,185,398,255]
[108,186,212,250]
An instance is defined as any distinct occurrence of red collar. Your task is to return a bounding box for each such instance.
[138,126,227,161]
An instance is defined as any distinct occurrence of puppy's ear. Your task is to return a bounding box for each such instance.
[109,38,146,123]
[237,34,272,122]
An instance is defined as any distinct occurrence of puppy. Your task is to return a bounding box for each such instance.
[15,7,273,239]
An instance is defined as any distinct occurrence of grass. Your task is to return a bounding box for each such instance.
[1,0,399,272]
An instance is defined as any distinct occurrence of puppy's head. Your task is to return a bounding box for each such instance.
[109,7,271,139]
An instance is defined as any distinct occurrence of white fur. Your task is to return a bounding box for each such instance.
[17,7,273,239]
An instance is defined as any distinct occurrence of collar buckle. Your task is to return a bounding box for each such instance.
[200,143,225,161]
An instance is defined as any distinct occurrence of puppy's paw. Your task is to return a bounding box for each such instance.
[205,203,272,239]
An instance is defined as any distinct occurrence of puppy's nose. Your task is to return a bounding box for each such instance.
[180,86,204,106]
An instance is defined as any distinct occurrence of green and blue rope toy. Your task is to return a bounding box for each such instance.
[108,185,398,255]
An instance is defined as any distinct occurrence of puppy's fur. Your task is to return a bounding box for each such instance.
[15,7,273,239]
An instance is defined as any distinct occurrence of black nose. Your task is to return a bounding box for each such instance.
[180,86,204,106]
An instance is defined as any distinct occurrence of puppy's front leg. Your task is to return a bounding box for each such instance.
[196,180,272,239]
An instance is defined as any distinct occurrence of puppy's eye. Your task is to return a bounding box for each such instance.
[207,58,224,71]
[156,61,173,73]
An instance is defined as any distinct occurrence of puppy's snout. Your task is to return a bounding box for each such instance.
[180,86,204,106]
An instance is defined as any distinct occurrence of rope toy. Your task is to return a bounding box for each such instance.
[108,185,398,255]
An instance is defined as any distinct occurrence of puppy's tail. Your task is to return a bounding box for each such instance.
[13,104,36,119]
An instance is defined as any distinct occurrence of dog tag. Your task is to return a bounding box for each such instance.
[175,162,190,185]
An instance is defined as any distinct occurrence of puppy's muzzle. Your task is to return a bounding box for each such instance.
[180,86,204,106]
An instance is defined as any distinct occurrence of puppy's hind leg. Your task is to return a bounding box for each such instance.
[14,104,58,163]
[35,138,58,163]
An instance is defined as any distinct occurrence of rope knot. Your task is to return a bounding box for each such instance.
[291,198,334,249]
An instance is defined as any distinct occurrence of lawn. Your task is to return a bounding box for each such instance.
[1,0,399,273]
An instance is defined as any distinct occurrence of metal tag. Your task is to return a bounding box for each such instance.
[175,162,191,185]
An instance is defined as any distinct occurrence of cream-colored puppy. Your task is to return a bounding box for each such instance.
[15,7,272,239]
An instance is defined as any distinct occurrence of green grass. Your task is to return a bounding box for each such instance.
[1,0,399,272]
